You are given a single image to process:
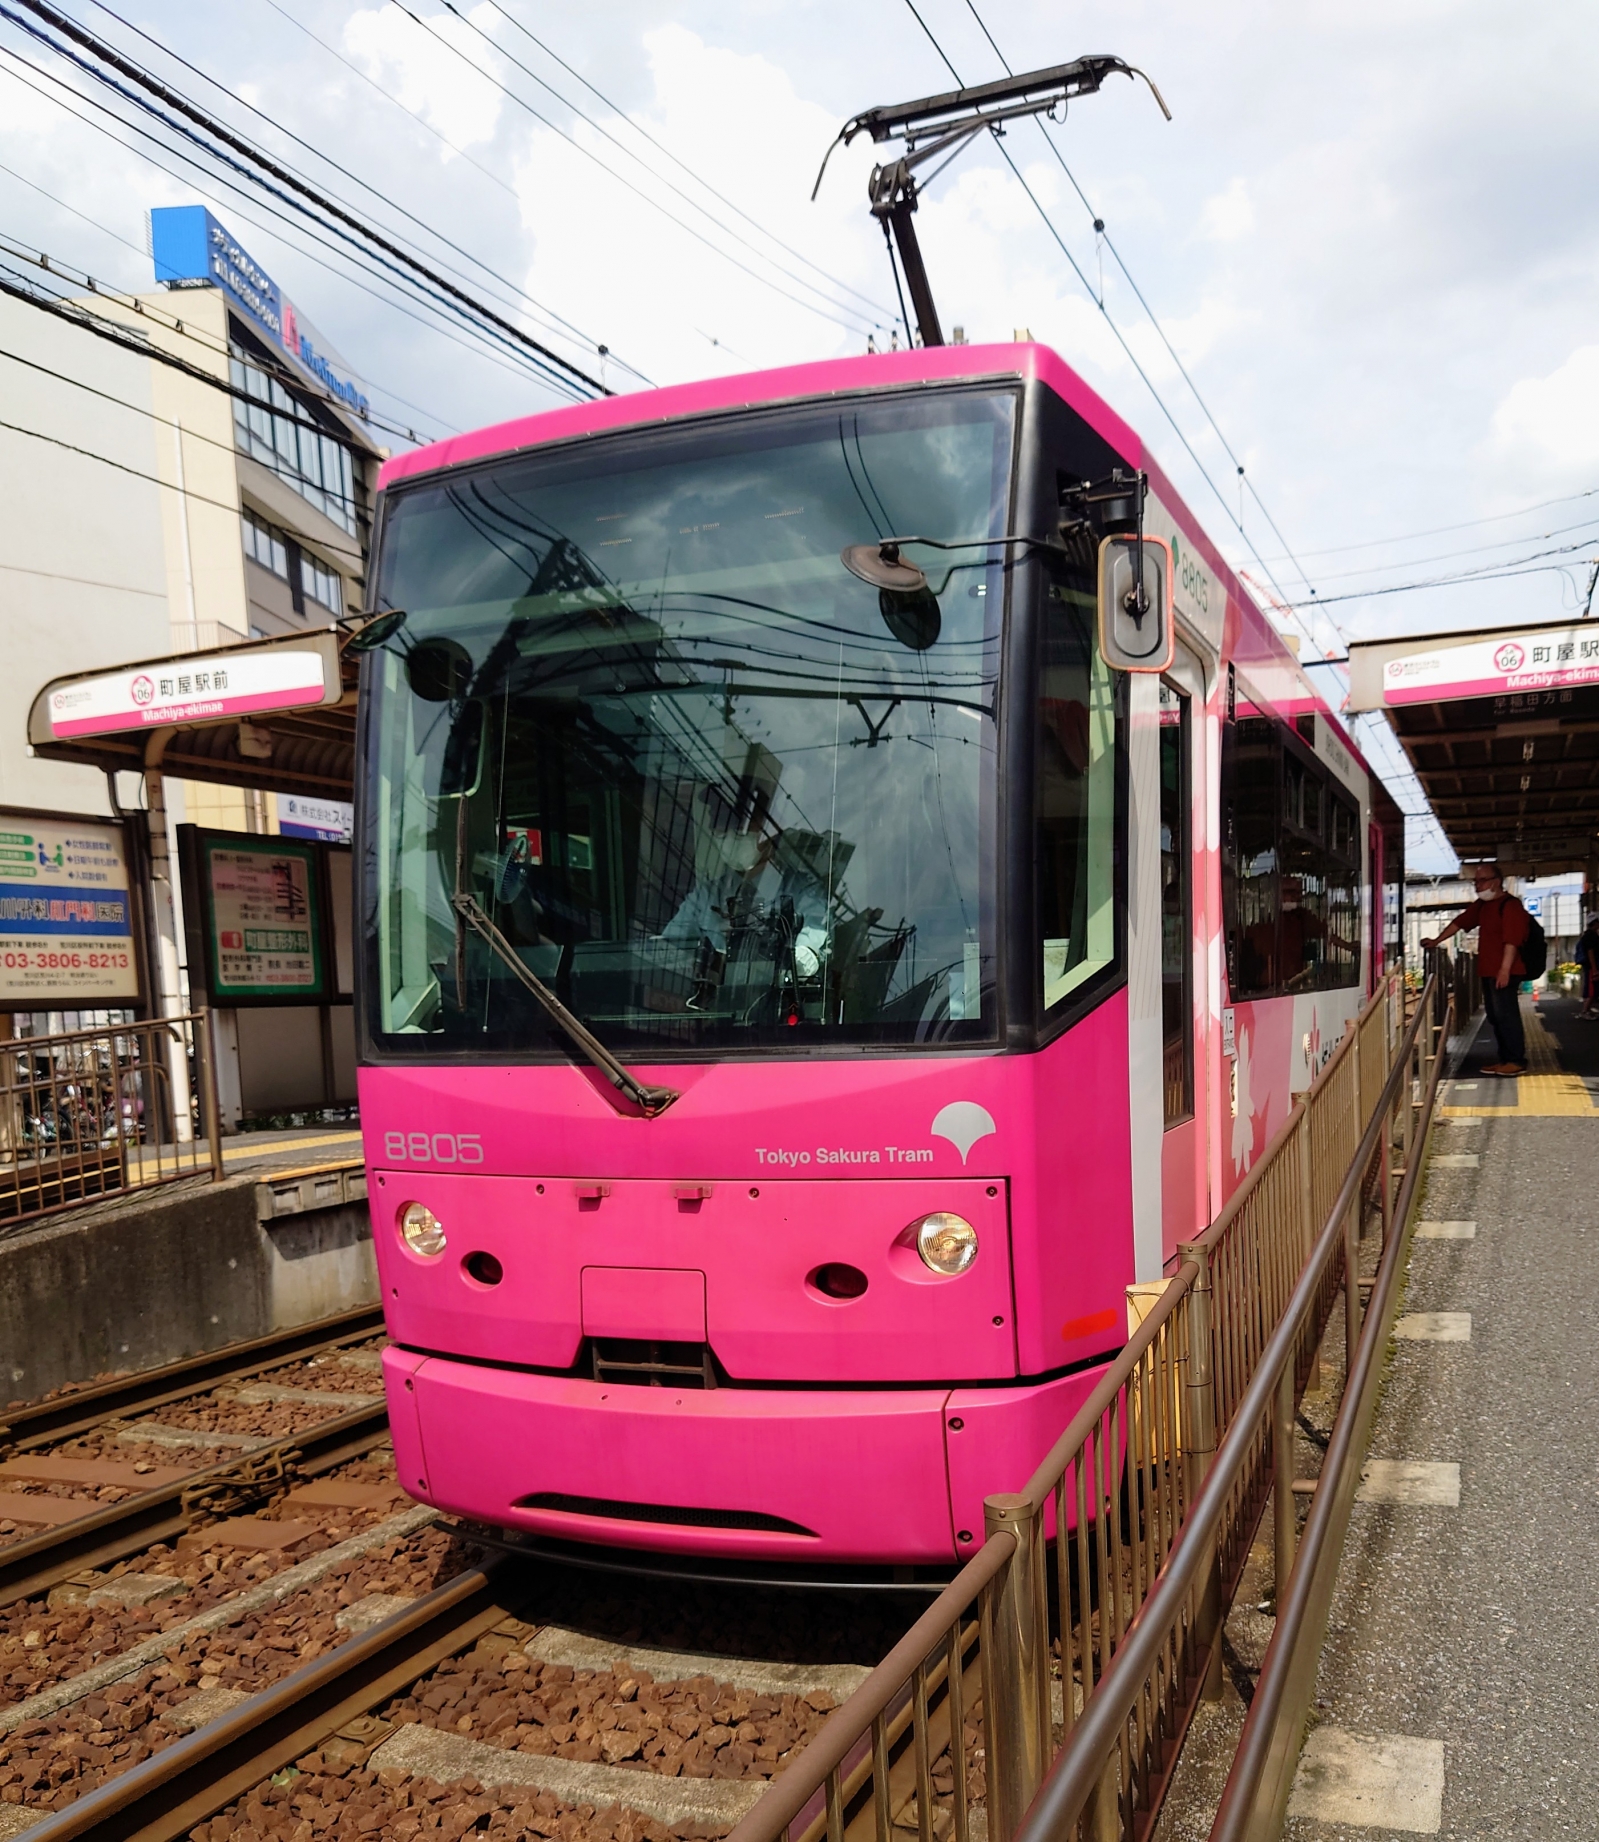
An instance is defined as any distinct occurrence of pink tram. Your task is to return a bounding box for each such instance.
[357,342,1403,1570]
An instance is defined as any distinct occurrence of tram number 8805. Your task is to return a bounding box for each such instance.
[383,1132,484,1165]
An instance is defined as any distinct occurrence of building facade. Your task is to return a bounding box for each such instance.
[0,204,377,841]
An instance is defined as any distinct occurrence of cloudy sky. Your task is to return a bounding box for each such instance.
[3,0,1596,864]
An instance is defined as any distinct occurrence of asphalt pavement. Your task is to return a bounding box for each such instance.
[1283,991,1599,1838]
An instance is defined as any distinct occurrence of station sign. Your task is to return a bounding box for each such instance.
[1380,624,1599,706]
[0,809,140,1007]
[150,205,370,423]
[41,637,340,742]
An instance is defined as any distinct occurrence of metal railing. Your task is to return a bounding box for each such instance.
[0,1012,224,1229]
[727,969,1431,1842]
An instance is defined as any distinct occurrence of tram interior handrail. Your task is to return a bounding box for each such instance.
[729,967,1435,1842]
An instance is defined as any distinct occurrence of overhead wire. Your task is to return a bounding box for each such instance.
[0,234,439,449]
[962,0,1319,605]
[0,0,607,398]
[481,0,895,323]
[0,409,367,561]
[1252,483,1599,564]
[387,0,885,340]
[80,0,647,386]
[895,1,1362,673]
[0,42,586,413]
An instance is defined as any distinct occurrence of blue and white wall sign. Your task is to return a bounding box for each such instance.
[151,205,370,422]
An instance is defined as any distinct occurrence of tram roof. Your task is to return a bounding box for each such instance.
[377,341,1386,794]
[1348,616,1599,873]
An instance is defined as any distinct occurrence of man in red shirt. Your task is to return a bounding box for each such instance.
[1422,863,1530,1074]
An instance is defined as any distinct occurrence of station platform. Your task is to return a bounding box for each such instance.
[1,1126,375,1407]
[1282,989,1599,1836]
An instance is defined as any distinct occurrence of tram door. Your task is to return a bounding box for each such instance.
[1159,648,1208,1261]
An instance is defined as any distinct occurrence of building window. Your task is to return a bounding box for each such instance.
[242,506,288,578]
[229,336,358,536]
[299,551,342,613]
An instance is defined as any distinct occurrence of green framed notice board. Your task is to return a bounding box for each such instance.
[194,833,328,1003]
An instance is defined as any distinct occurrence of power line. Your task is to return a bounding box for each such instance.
[0,409,368,558]
[251,0,648,386]
[0,45,590,412]
[388,0,884,340]
[896,1,1339,666]
[0,336,372,527]
[0,233,432,450]
[1253,484,1599,564]
[961,1,1319,601]
[82,0,645,388]
[482,0,895,324]
[1,0,607,398]
[1281,546,1599,609]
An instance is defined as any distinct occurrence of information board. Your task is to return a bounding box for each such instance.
[0,809,140,1007]
[200,836,326,1001]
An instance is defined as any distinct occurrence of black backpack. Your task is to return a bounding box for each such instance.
[1519,907,1548,981]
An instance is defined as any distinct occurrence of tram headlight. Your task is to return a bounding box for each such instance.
[913,1211,978,1275]
[399,1201,447,1258]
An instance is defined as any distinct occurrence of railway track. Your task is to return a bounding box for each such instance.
[0,1308,389,1609]
[0,1315,914,1842]
[18,1559,515,1842]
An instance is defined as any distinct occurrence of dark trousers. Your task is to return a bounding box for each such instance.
[1483,978,1526,1066]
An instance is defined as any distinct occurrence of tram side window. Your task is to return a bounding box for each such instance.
[1223,717,1364,1000]
[1324,793,1361,988]
[1222,719,1279,998]
[1279,752,1330,992]
[1037,575,1118,1017]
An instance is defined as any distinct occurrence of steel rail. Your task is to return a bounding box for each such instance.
[17,1557,517,1842]
[0,1304,385,1451]
[0,1399,388,1609]
[1011,974,1435,1842]
[1206,994,1451,1840]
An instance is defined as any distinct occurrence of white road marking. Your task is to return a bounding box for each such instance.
[1430,1154,1479,1168]
[1416,1220,1476,1239]
[1357,1461,1460,1507]
[1395,1313,1472,1342]
[1289,1727,1444,1833]
[1449,1082,1478,1091]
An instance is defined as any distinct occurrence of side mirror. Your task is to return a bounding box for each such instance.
[1097,535,1173,672]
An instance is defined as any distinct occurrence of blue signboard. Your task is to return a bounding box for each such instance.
[0,813,140,1004]
[150,205,370,422]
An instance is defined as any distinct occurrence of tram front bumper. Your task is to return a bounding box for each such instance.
[384,1346,1107,1564]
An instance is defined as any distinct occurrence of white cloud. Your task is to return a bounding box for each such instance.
[511,25,895,380]
[1486,346,1599,481]
[1198,176,1253,242]
[342,3,505,154]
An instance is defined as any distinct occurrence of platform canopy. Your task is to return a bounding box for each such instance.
[1348,616,1599,874]
[27,627,356,802]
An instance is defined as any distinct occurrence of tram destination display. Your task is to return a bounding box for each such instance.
[194,833,327,1003]
[0,807,140,1007]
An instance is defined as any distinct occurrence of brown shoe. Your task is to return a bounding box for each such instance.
[1482,1061,1527,1076]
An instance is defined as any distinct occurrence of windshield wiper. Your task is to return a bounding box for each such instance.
[450,892,680,1119]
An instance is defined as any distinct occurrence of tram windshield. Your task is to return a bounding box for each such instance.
[364,389,1012,1055]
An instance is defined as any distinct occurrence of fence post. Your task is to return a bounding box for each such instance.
[1178,1239,1223,1700]
[195,1009,225,1185]
[1296,1108,1318,1393]
[982,1494,1050,1841]
[1274,1362,1296,1608]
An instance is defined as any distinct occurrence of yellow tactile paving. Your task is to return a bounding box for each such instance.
[1442,999,1598,1118]
[221,1129,365,1161]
